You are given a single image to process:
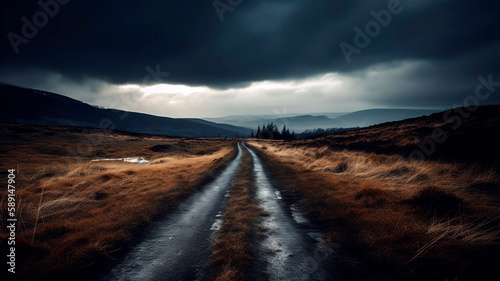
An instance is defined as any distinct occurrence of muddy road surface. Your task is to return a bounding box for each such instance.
[98,142,334,280]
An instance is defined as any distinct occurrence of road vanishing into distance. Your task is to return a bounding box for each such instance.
[99,142,334,281]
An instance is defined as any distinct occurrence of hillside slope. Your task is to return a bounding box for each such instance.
[0,84,250,138]
[334,109,440,127]
[298,105,500,164]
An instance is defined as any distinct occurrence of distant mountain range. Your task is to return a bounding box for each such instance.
[0,83,442,136]
[0,84,250,138]
[205,109,440,132]
[205,115,345,132]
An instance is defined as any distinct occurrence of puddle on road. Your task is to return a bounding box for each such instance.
[210,219,223,231]
[211,211,224,231]
[275,191,282,199]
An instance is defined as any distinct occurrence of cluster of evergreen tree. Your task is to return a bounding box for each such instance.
[250,122,296,140]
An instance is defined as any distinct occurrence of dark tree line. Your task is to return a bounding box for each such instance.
[249,124,359,140]
[250,122,296,140]
[295,127,359,139]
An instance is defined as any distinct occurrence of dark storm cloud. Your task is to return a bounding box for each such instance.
[1,0,500,109]
[1,0,223,84]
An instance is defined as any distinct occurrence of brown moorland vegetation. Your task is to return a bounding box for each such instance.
[295,105,500,164]
[247,107,500,281]
[209,148,264,281]
[0,123,237,280]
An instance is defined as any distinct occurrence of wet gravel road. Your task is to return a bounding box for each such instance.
[99,142,334,280]
[243,143,334,281]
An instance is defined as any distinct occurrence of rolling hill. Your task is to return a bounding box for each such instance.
[333,108,440,127]
[297,105,500,164]
[0,84,250,138]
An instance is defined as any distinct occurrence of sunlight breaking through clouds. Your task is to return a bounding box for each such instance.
[101,72,350,117]
[118,84,209,97]
[0,60,477,118]
[117,72,345,101]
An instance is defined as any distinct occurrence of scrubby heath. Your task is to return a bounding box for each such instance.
[0,123,237,280]
[298,105,500,165]
[209,147,264,281]
[247,141,500,281]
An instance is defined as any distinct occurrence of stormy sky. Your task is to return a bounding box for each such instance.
[1,0,499,117]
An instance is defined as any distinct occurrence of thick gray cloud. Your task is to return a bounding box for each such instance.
[1,0,499,115]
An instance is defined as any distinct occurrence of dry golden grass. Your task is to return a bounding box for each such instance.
[209,148,264,281]
[0,124,237,280]
[257,143,499,195]
[295,105,500,164]
[248,141,500,280]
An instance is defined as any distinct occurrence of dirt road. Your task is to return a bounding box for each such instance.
[98,142,333,280]
[243,143,334,281]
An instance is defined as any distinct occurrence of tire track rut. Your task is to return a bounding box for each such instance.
[244,143,334,281]
[99,143,243,281]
